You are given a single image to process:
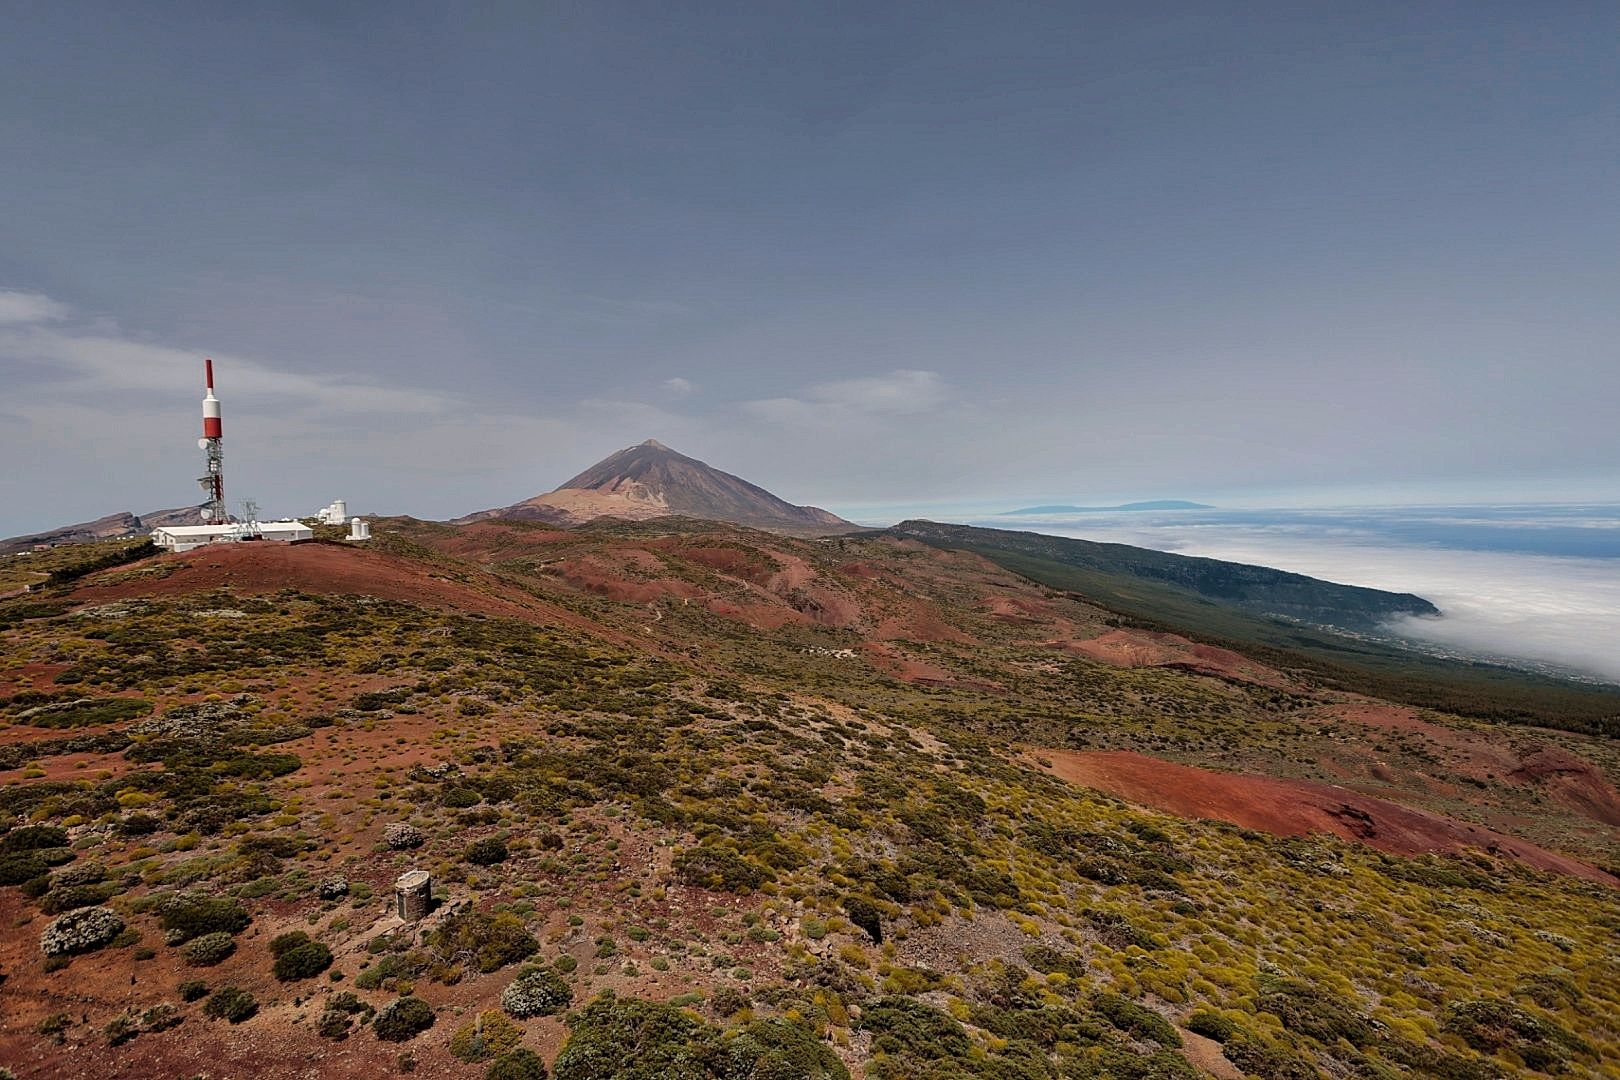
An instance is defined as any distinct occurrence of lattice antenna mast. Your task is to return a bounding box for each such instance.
[197,358,227,522]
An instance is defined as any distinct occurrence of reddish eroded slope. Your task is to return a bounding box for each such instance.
[1509,747,1620,827]
[1056,627,1296,688]
[1312,701,1620,828]
[1037,749,1619,887]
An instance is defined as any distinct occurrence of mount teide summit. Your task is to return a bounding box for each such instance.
[457,439,852,532]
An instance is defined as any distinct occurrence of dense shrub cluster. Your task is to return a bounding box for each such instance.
[355,951,428,991]
[552,994,848,1080]
[673,846,774,893]
[1255,977,1371,1048]
[429,910,537,974]
[14,697,152,729]
[1094,993,1181,1048]
[1442,998,1589,1072]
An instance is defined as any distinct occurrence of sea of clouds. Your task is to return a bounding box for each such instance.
[973,506,1620,684]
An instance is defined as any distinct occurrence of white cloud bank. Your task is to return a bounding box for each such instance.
[1023,519,1620,683]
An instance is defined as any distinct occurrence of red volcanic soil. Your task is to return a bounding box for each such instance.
[1314,702,1620,828]
[1037,749,1618,887]
[873,603,975,645]
[678,545,775,585]
[550,556,705,605]
[1057,629,1294,688]
[428,519,572,559]
[62,542,665,652]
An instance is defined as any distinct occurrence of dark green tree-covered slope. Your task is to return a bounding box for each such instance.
[888,520,1437,631]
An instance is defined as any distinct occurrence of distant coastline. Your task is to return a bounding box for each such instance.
[999,499,1214,515]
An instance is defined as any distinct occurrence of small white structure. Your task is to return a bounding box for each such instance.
[151,520,313,554]
[259,520,315,543]
[315,499,349,525]
[347,517,371,541]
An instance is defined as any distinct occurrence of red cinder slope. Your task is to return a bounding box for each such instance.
[1039,749,1618,887]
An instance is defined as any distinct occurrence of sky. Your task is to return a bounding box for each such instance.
[3,1,1618,535]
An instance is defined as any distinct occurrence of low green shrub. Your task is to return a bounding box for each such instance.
[1186,1010,1236,1042]
[274,941,333,981]
[39,882,120,914]
[450,1009,523,1062]
[160,894,250,944]
[466,838,509,866]
[1095,993,1181,1048]
[203,986,258,1023]
[1257,978,1371,1047]
[269,930,311,955]
[183,932,236,967]
[374,996,435,1042]
[1,826,70,852]
[552,994,849,1080]
[486,1049,548,1080]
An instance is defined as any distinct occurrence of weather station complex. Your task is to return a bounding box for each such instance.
[149,359,369,553]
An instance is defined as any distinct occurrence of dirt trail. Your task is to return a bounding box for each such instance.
[1037,749,1618,886]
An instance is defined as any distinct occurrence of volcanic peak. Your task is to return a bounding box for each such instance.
[458,440,852,533]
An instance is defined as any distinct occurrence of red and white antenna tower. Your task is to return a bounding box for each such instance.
[197,358,227,522]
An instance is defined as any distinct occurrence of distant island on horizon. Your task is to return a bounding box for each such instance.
[999,499,1216,514]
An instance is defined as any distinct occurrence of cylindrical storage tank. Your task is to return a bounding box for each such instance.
[395,870,431,921]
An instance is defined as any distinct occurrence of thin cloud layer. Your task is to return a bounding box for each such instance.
[0,290,70,325]
[744,369,948,424]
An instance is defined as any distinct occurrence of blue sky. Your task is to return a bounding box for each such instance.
[2,2,1617,534]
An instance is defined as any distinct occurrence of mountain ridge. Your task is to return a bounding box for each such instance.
[0,506,208,556]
